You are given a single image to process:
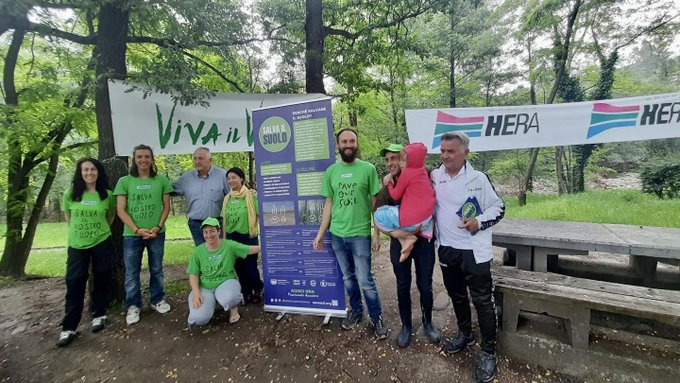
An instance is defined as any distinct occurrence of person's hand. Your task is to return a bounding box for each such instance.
[383,173,394,186]
[136,228,152,238]
[313,233,324,251]
[192,292,203,309]
[458,218,479,232]
[371,234,381,252]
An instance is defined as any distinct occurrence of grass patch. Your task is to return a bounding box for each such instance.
[24,239,196,277]
[0,215,192,249]
[504,189,680,227]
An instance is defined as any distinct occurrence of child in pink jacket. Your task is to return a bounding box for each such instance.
[374,142,435,261]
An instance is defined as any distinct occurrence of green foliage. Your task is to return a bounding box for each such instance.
[25,240,196,277]
[505,189,680,227]
[640,158,680,199]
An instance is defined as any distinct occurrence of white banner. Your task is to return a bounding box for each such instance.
[406,93,680,152]
[109,80,325,155]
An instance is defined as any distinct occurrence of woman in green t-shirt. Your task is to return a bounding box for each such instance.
[187,218,260,325]
[221,167,263,304]
[58,158,116,347]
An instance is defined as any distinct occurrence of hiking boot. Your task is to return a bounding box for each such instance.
[371,316,389,340]
[91,316,107,333]
[341,310,363,330]
[442,332,476,354]
[150,300,171,314]
[57,330,77,347]
[473,351,497,382]
[396,325,412,348]
[421,307,442,344]
[126,305,140,326]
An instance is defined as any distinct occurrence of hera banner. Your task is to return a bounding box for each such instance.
[252,98,346,318]
[406,92,680,152]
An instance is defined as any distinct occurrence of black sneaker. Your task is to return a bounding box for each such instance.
[57,330,77,347]
[341,310,363,330]
[371,316,389,340]
[473,351,497,382]
[442,332,476,354]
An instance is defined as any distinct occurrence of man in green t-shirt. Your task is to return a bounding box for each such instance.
[186,218,261,325]
[313,128,389,340]
[114,144,173,326]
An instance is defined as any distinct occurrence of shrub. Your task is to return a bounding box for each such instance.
[640,159,680,199]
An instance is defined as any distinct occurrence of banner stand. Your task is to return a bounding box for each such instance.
[253,98,347,323]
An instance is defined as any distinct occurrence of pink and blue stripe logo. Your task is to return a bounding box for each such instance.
[433,111,484,148]
[587,103,640,139]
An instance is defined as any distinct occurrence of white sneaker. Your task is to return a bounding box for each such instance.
[150,300,171,314]
[126,306,140,325]
[57,330,77,347]
[92,316,107,332]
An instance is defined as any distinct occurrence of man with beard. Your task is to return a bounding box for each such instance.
[374,144,441,348]
[313,128,389,340]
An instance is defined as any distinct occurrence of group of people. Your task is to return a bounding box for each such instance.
[313,129,504,383]
[58,146,262,346]
[57,129,504,383]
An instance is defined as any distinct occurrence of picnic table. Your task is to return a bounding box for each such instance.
[492,218,680,286]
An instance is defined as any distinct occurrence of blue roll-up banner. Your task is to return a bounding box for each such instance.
[252,98,346,318]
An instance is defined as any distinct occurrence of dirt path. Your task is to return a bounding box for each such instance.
[0,242,581,383]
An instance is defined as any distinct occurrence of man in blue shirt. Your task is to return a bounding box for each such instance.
[173,147,229,245]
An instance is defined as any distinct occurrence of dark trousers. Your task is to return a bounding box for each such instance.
[438,245,497,354]
[390,236,435,328]
[62,237,113,331]
[227,232,263,297]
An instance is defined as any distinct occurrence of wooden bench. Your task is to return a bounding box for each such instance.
[493,266,680,350]
[493,218,680,286]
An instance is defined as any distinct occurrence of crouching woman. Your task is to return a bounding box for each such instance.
[187,217,261,325]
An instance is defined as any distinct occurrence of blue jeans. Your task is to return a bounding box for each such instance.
[330,233,382,319]
[123,233,166,308]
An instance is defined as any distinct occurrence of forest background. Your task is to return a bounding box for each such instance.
[1,0,679,279]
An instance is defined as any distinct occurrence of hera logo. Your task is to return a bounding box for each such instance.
[433,111,539,149]
[587,103,640,139]
[587,102,680,139]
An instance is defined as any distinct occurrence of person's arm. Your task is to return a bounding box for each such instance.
[116,195,150,237]
[387,170,410,201]
[248,245,261,255]
[189,274,203,309]
[148,193,171,239]
[64,212,70,224]
[171,174,185,197]
[313,197,333,250]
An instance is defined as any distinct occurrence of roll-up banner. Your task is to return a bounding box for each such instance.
[252,98,346,318]
[406,93,680,152]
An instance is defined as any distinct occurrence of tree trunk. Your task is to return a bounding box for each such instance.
[448,4,457,108]
[0,29,29,277]
[95,1,130,302]
[519,0,583,205]
[305,0,325,94]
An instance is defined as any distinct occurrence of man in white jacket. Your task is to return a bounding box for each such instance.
[431,131,505,383]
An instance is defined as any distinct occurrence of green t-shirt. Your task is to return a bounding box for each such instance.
[186,240,250,289]
[113,174,173,236]
[62,189,116,249]
[222,194,259,235]
[320,159,380,237]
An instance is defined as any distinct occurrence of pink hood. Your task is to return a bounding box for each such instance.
[403,143,427,169]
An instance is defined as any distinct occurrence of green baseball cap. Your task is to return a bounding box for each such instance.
[201,217,220,228]
[379,144,404,157]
